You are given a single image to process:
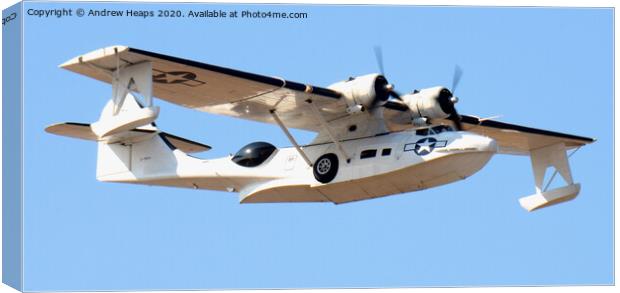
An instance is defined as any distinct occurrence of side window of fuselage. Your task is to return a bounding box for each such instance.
[360,149,377,159]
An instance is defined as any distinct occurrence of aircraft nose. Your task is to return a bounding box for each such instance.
[465,134,497,153]
[481,136,498,153]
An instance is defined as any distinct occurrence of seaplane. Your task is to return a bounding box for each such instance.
[46,45,595,211]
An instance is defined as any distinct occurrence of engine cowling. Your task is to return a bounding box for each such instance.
[328,74,391,111]
[401,86,458,120]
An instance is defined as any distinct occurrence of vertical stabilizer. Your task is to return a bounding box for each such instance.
[95,94,177,182]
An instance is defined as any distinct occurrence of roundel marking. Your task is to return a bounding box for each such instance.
[414,137,438,156]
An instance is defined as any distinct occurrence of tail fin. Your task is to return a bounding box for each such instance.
[45,93,210,181]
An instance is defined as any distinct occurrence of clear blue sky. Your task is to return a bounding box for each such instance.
[21,2,612,290]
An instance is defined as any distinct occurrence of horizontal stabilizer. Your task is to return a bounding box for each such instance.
[45,122,98,141]
[160,132,211,153]
[45,122,210,153]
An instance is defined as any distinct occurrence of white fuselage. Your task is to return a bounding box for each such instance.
[98,127,498,204]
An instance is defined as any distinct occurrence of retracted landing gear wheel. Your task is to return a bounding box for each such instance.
[313,153,339,183]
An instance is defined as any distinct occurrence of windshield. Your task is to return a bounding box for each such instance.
[416,125,453,136]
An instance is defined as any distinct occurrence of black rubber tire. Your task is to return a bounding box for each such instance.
[313,153,339,183]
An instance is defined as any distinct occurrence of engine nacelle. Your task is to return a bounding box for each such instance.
[328,74,391,110]
[401,86,457,120]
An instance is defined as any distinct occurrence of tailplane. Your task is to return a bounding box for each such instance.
[45,93,210,181]
[45,93,210,152]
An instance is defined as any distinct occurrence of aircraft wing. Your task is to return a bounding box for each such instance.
[381,99,595,154]
[60,45,346,132]
[459,115,595,154]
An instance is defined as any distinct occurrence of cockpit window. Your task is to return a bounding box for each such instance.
[231,141,276,167]
[431,125,453,134]
[416,125,453,136]
[416,128,429,136]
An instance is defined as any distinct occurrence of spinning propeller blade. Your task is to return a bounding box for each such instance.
[448,111,463,131]
[373,46,385,76]
[448,65,464,130]
[373,46,402,101]
[389,90,403,100]
[451,65,463,95]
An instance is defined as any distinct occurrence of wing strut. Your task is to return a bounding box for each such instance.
[306,99,351,163]
[269,110,313,167]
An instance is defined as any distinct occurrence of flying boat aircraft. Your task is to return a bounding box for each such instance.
[46,46,595,211]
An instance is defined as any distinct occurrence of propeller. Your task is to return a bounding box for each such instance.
[448,110,463,131]
[374,46,385,76]
[373,46,403,101]
[447,65,463,130]
[451,65,463,95]
[371,47,463,131]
